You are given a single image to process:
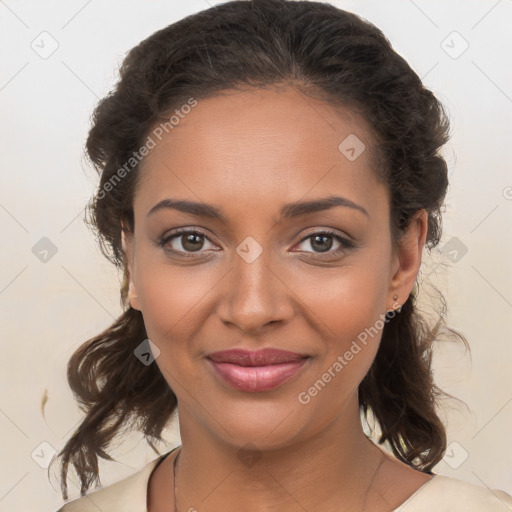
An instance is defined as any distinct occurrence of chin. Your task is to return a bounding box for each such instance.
[206,398,312,449]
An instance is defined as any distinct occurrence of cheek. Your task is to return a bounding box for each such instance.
[297,257,388,336]
[297,262,388,383]
[134,263,217,390]
[134,260,216,344]
[296,285,385,414]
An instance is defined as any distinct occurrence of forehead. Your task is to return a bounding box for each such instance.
[134,87,388,221]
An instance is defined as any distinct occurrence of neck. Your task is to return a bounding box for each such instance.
[174,394,390,512]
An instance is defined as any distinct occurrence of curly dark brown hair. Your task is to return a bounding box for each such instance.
[50,0,469,500]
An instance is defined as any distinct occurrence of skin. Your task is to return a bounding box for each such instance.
[121,86,431,511]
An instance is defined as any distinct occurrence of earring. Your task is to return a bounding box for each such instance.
[392,294,402,312]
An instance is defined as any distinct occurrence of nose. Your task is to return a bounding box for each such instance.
[216,244,294,334]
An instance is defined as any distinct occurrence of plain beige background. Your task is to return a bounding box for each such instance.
[0,0,511,510]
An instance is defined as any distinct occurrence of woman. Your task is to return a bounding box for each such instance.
[53,0,512,510]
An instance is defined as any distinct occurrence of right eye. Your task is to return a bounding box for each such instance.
[159,228,217,256]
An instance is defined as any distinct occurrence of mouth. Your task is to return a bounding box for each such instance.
[206,348,310,392]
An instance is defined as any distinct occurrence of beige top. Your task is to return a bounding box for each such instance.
[57,448,512,512]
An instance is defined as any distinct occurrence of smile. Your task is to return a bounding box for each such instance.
[206,348,310,392]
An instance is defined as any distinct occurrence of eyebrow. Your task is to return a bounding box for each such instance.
[147,195,369,220]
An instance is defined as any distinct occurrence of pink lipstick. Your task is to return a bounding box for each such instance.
[207,348,309,392]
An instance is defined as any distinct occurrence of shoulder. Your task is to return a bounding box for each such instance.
[394,474,512,512]
[55,454,167,512]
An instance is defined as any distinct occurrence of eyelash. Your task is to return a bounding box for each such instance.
[157,227,355,259]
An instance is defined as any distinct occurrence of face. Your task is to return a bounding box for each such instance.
[122,86,427,449]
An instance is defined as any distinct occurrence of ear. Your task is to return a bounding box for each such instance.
[121,225,141,311]
[387,209,428,311]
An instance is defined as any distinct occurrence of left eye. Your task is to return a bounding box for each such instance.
[295,231,353,255]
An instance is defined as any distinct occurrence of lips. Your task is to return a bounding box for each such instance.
[207,348,307,366]
[207,348,309,392]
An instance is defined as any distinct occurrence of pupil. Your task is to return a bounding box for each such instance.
[312,235,332,253]
[183,233,203,252]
